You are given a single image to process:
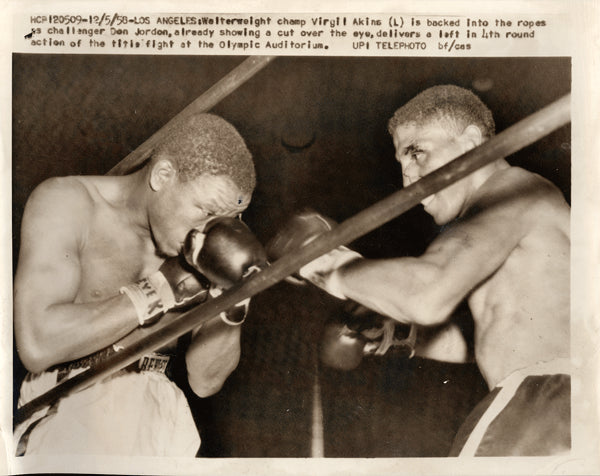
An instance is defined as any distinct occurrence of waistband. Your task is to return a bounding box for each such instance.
[47,346,176,383]
[458,358,571,457]
[497,357,571,389]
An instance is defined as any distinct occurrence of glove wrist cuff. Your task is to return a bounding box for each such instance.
[120,271,175,326]
[210,287,250,326]
[220,298,250,326]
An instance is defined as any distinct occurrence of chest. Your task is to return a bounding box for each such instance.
[76,217,164,302]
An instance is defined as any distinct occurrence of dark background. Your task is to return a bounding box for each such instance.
[12,55,570,457]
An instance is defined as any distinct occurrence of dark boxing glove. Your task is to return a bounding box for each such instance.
[319,321,368,371]
[184,217,267,325]
[184,217,267,288]
[120,255,211,327]
[267,210,363,299]
[320,302,417,371]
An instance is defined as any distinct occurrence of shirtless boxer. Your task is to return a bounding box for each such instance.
[270,85,571,456]
[14,113,262,456]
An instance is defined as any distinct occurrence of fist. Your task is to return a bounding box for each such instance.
[184,217,267,289]
[120,255,211,327]
[267,209,337,262]
[319,322,367,371]
[319,302,417,370]
[267,210,362,299]
[159,255,212,309]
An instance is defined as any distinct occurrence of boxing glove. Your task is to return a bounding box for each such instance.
[319,321,367,371]
[266,210,363,299]
[320,302,417,370]
[184,217,267,289]
[120,255,211,327]
[184,217,267,325]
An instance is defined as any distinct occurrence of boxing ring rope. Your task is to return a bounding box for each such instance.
[14,83,571,425]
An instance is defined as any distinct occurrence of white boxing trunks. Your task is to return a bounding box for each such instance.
[449,358,571,457]
[15,354,200,457]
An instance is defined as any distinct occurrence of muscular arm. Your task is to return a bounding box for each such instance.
[14,178,140,373]
[109,307,241,398]
[185,319,241,397]
[337,168,559,327]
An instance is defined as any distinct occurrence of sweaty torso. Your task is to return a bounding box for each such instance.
[70,176,176,352]
[467,173,570,389]
[72,176,162,300]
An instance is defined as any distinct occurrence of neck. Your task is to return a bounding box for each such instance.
[459,159,510,217]
[113,168,153,235]
[472,158,510,189]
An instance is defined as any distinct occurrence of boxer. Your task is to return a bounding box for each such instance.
[269,85,571,456]
[14,113,264,456]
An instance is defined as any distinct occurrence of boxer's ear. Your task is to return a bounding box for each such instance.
[460,125,484,152]
[149,159,176,191]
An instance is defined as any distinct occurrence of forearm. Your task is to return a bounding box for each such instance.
[337,257,453,327]
[15,293,140,373]
[185,318,241,397]
[414,321,471,363]
[267,211,459,325]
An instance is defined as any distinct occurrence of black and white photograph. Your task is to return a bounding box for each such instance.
[2,2,599,475]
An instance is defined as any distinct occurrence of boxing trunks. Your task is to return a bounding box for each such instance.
[449,358,570,457]
[15,347,200,457]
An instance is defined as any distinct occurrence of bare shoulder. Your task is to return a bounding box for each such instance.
[469,166,569,226]
[484,166,567,206]
[427,166,569,264]
[24,176,96,225]
[20,176,101,251]
[28,176,95,207]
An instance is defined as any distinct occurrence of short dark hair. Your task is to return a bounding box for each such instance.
[153,113,256,196]
[388,85,495,139]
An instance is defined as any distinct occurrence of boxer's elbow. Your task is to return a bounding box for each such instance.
[16,336,50,374]
[412,297,457,327]
[188,377,222,399]
[15,320,66,373]
[186,345,241,398]
[15,302,61,373]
